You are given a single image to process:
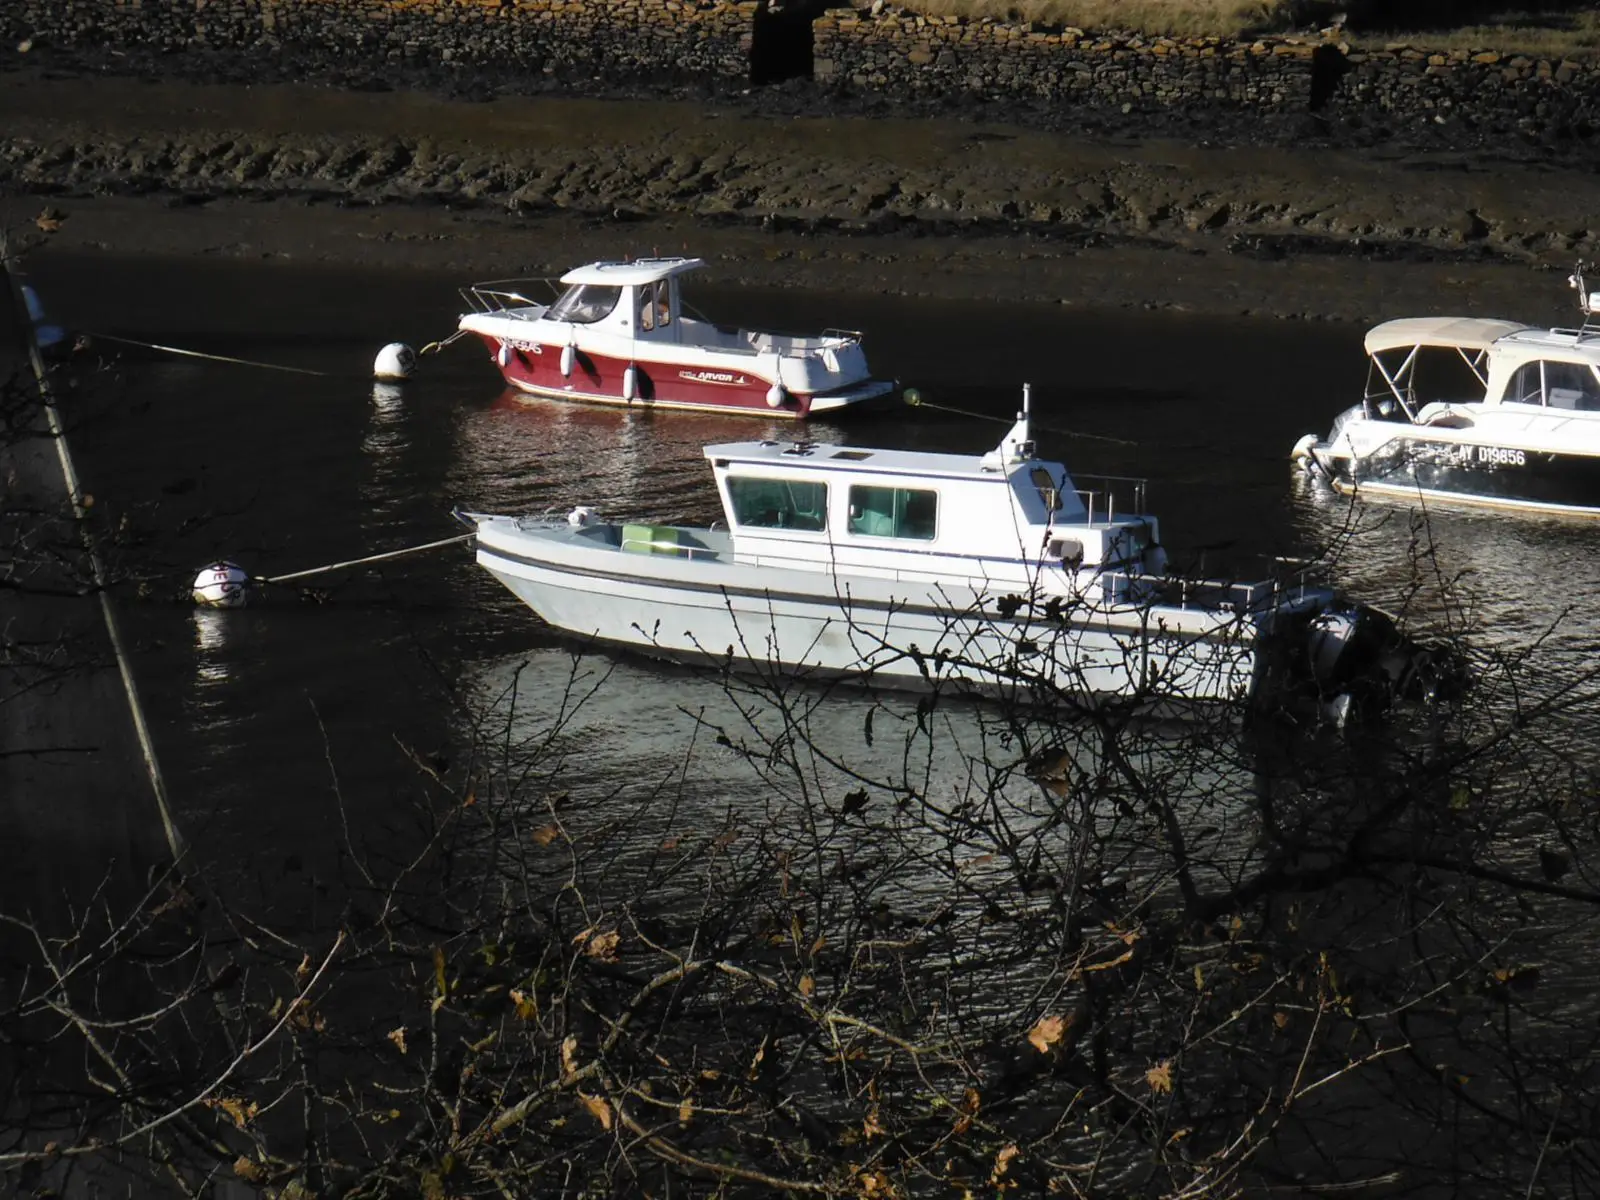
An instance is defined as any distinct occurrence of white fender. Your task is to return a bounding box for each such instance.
[623,364,639,402]
[560,343,576,378]
[1290,433,1318,462]
[496,342,512,369]
[766,382,788,408]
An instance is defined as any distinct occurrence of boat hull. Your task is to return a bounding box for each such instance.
[477,334,895,418]
[1314,433,1600,517]
[474,525,1276,705]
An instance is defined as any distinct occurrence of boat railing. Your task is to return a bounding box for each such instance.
[1072,474,1148,524]
[620,534,714,560]
[821,327,865,345]
[1101,573,1289,612]
[460,279,561,315]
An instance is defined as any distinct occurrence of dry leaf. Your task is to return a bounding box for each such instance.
[578,1092,613,1130]
[35,208,65,233]
[798,974,816,997]
[585,930,621,961]
[1273,1011,1289,1030]
[953,1085,981,1133]
[661,835,680,851]
[387,1026,408,1055]
[1027,1013,1070,1054]
[209,1097,258,1129]
[531,824,560,846]
[811,933,827,956]
[747,1035,768,1080]
[296,952,312,984]
[560,1035,579,1080]
[678,1097,693,1124]
[990,1144,1020,1183]
[462,791,477,808]
[432,946,447,998]
[1146,1060,1174,1094]
[233,1156,265,1183]
[858,1169,896,1196]
[509,988,538,1020]
[863,1106,886,1139]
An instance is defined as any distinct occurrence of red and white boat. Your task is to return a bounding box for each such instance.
[456,258,896,418]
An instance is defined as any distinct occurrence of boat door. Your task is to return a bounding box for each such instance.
[633,277,681,346]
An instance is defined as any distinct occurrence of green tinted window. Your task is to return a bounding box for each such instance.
[726,476,828,531]
[847,485,937,540]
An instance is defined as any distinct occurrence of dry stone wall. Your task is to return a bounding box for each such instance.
[5,0,757,80]
[5,0,1600,139]
[814,9,1600,135]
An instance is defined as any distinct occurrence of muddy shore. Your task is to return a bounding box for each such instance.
[3,59,1596,322]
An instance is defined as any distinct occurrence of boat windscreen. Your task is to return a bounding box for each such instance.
[549,284,622,324]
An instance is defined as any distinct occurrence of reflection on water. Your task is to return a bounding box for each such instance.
[448,389,849,523]
[1290,470,1600,667]
[459,646,1272,906]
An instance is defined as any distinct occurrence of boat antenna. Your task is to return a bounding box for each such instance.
[1572,261,1599,333]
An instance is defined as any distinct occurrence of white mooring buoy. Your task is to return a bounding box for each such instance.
[373,342,417,382]
[193,561,251,609]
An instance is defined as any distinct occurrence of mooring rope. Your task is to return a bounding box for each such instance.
[257,532,476,586]
[1,241,184,861]
[903,388,1136,446]
[84,331,331,376]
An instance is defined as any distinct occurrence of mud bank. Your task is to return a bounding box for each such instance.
[2,67,1594,323]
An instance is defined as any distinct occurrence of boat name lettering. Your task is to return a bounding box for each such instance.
[679,369,749,387]
[1476,446,1526,467]
[504,340,543,353]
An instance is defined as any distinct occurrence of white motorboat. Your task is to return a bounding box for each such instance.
[456,257,896,418]
[1293,266,1600,516]
[465,388,1426,715]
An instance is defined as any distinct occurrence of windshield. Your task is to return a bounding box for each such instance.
[549,284,621,324]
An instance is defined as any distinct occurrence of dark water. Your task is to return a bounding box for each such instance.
[18,252,1600,916]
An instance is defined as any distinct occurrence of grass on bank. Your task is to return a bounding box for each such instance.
[898,0,1600,56]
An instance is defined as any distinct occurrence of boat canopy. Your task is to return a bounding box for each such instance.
[560,257,706,287]
[1363,317,1532,356]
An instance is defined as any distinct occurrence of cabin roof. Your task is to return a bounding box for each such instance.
[1363,317,1532,355]
[560,257,706,287]
[1493,326,1600,360]
[704,440,1046,481]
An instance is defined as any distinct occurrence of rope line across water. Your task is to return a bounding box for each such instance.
[85,332,331,377]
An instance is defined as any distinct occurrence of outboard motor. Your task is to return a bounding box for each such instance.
[1299,604,1464,726]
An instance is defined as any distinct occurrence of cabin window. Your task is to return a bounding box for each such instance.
[549,284,621,324]
[1507,362,1544,405]
[1029,466,1063,511]
[1544,361,1600,411]
[847,485,937,540]
[727,476,828,531]
[1508,360,1600,410]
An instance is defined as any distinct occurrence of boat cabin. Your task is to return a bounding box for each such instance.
[1360,317,1531,422]
[1362,316,1600,422]
[703,419,1163,594]
[543,258,701,345]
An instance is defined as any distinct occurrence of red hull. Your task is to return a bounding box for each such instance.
[476,334,816,418]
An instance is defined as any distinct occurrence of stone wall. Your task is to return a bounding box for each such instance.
[5,0,757,80]
[5,0,1600,139]
[813,8,1600,136]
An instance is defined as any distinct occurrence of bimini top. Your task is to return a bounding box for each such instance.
[1363,317,1532,356]
[559,257,706,287]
